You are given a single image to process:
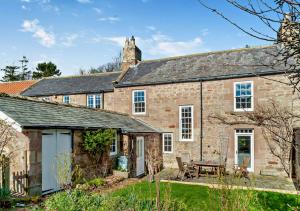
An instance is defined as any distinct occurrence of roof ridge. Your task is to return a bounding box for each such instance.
[141,45,275,63]
[0,93,129,117]
[0,80,37,84]
[41,71,121,80]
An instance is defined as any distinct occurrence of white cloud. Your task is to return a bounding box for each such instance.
[98,16,120,23]
[61,34,79,47]
[77,0,92,3]
[20,0,30,2]
[21,19,56,47]
[93,7,102,14]
[94,32,207,57]
[146,26,156,31]
[21,5,28,10]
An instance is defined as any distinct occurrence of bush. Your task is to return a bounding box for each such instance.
[0,187,12,208]
[44,189,102,211]
[0,187,11,200]
[86,178,105,187]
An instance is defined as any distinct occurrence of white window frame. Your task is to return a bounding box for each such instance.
[110,134,118,156]
[179,105,194,142]
[87,94,102,109]
[234,81,254,112]
[63,95,70,104]
[163,133,173,153]
[132,90,146,115]
[234,129,254,172]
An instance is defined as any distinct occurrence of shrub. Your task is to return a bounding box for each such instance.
[86,178,105,187]
[0,187,11,200]
[44,189,102,211]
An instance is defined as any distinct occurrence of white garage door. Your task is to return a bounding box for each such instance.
[42,129,72,194]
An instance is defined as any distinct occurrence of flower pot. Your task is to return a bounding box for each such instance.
[113,170,129,178]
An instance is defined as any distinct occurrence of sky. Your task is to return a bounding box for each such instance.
[0,0,275,76]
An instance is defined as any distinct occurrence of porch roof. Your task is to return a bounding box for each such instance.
[0,94,159,133]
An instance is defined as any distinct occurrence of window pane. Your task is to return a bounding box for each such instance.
[180,106,193,140]
[133,91,145,113]
[163,134,172,152]
[88,95,94,108]
[235,82,252,110]
[95,95,101,108]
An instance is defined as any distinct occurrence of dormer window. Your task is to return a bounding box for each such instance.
[132,90,146,114]
[234,81,253,112]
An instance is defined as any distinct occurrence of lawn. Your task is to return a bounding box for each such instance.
[110,181,300,211]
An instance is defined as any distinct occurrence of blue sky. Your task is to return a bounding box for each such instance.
[0,0,274,76]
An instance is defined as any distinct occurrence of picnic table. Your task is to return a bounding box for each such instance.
[192,160,225,178]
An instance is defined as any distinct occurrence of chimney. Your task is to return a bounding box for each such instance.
[120,36,142,71]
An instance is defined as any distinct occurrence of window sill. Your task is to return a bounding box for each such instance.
[132,112,147,116]
[179,139,194,142]
[234,109,254,112]
[163,151,173,154]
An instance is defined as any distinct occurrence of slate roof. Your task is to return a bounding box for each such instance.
[116,45,284,87]
[0,80,37,95]
[22,72,120,97]
[0,95,158,133]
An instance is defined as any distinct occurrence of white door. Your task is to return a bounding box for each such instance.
[235,129,254,172]
[42,129,72,194]
[136,136,145,176]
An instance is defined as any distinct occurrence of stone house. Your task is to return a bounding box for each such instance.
[0,94,160,195]
[18,37,299,178]
[22,72,120,110]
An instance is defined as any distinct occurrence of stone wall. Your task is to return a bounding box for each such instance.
[37,92,113,109]
[23,129,42,195]
[112,74,300,176]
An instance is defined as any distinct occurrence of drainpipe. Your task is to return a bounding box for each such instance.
[102,91,105,109]
[200,80,203,161]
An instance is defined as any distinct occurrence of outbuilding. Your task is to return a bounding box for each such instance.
[0,94,161,195]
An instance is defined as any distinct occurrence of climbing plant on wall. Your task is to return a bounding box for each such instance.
[82,129,116,166]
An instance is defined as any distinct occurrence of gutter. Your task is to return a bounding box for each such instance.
[114,70,286,88]
[200,80,203,161]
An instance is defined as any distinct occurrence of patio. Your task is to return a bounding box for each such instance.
[158,168,299,193]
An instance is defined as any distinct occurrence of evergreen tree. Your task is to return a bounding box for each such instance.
[18,56,31,80]
[1,66,20,82]
[32,62,61,79]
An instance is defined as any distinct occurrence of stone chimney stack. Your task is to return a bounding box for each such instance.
[121,36,142,71]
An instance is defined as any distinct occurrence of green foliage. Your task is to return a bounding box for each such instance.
[1,65,20,82]
[1,56,31,82]
[44,189,102,211]
[32,62,61,79]
[112,181,300,211]
[100,194,187,211]
[82,129,116,157]
[86,178,105,187]
[0,187,11,200]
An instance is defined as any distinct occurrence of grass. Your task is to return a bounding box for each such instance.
[110,181,300,211]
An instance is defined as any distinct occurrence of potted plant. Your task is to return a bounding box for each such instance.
[113,167,129,178]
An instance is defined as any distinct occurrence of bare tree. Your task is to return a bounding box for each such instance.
[209,100,298,176]
[79,52,122,75]
[0,119,17,188]
[198,0,300,91]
